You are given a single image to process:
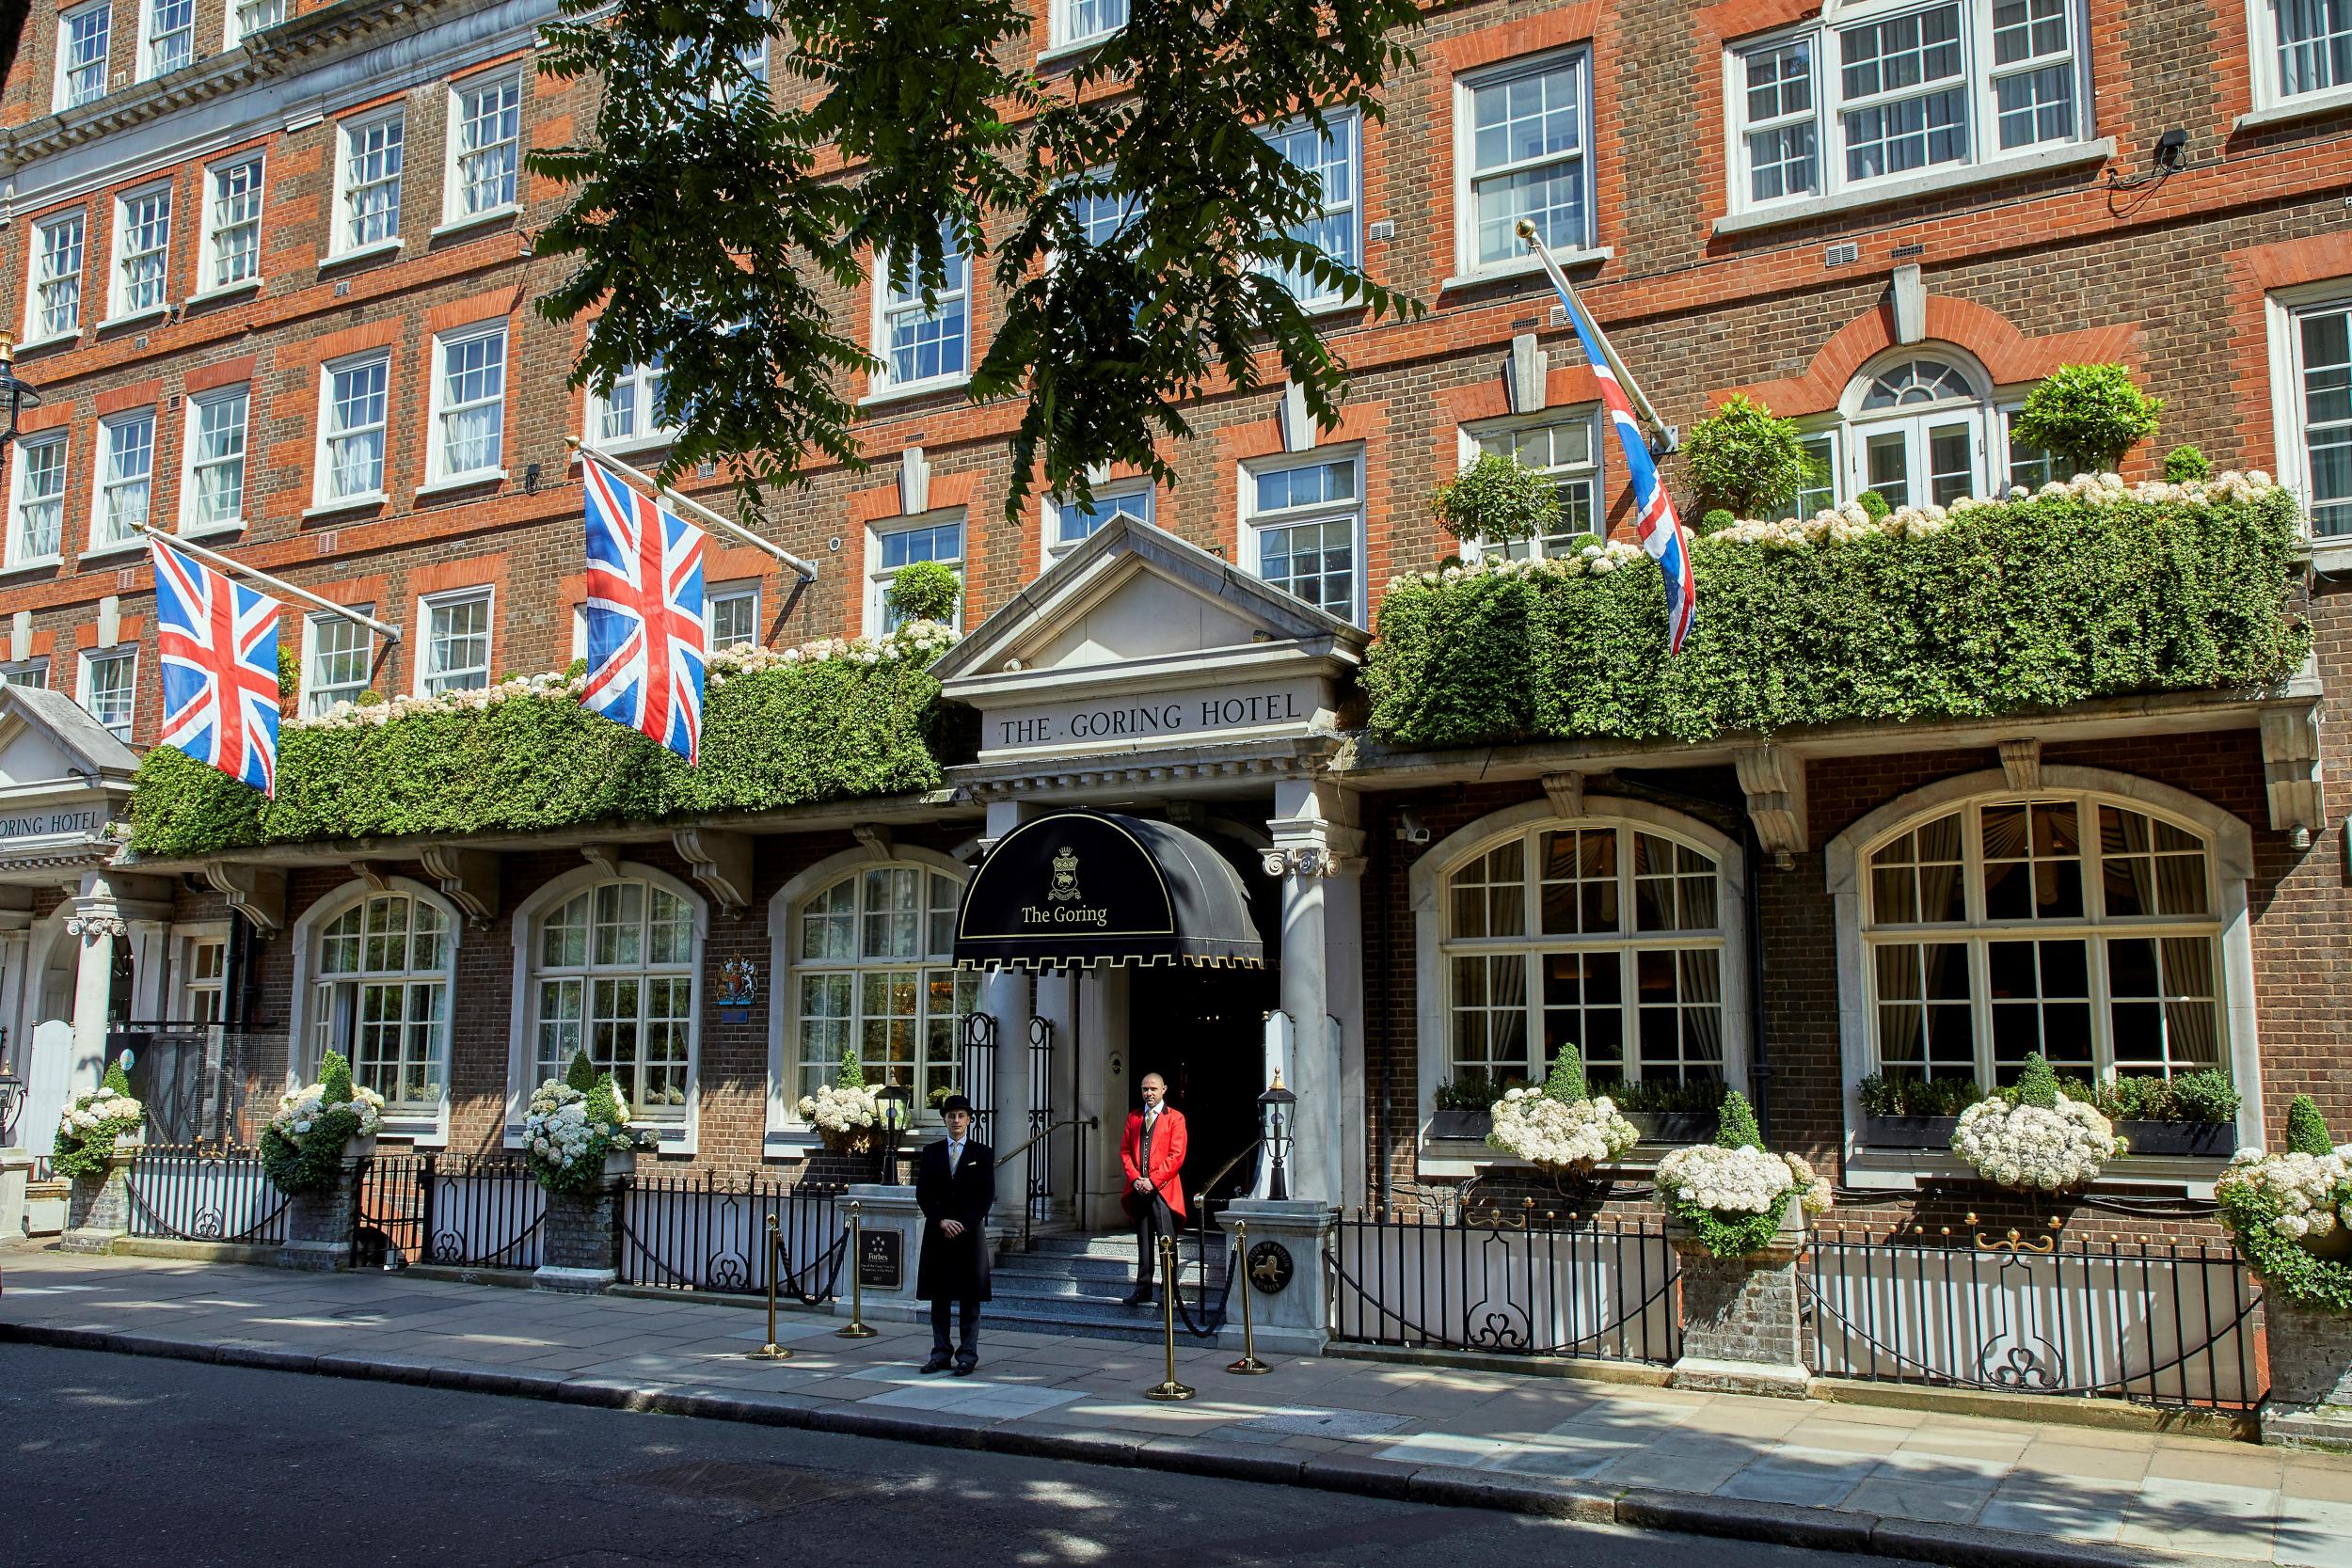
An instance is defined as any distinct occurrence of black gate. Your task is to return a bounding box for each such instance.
[108,1022,223,1144]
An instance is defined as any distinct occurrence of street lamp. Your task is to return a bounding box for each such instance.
[875,1081,913,1174]
[1258,1069,1296,1202]
[0,333,42,452]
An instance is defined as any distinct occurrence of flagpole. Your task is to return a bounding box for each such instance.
[567,437,819,583]
[131,522,401,641]
[1515,220,1673,446]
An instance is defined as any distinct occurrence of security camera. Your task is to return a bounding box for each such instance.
[1395,807,1431,846]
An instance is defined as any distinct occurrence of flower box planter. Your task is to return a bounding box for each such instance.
[2116,1120,2234,1159]
[602,1147,641,1180]
[1427,1110,1492,1141]
[1861,1114,1961,1150]
[1626,1111,1718,1145]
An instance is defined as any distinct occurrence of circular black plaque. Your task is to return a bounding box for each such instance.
[1246,1240,1294,1294]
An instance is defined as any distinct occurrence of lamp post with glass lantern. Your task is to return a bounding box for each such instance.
[1258,1070,1296,1202]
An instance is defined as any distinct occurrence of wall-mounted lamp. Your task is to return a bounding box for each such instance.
[1394,807,1429,845]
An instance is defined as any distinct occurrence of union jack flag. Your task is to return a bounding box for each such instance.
[1536,255,1698,653]
[150,536,281,794]
[581,460,708,764]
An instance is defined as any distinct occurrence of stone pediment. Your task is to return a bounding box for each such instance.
[933,516,1368,765]
[0,687,138,800]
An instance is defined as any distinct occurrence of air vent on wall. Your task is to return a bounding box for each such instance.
[1823,242,1860,268]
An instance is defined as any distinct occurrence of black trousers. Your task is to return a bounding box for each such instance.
[1133,1194,1179,1291]
[929,1298,979,1356]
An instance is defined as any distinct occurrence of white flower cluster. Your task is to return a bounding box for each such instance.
[298,669,586,732]
[2217,1145,2352,1242]
[1391,539,1648,593]
[524,1078,658,1173]
[796,1082,882,1134]
[1950,1094,2122,1191]
[1702,470,2280,552]
[1655,1143,1833,1217]
[707,620,957,688]
[57,1085,144,1140]
[1486,1086,1640,1172]
[267,1080,385,1141]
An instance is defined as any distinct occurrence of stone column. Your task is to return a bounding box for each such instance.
[278,1137,374,1271]
[533,1151,632,1293]
[1264,779,1365,1210]
[64,880,126,1094]
[1217,1198,1336,1356]
[981,800,1038,1229]
[1666,1198,1810,1397]
[2261,1295,2352,1451]
[61,1147,135,1253]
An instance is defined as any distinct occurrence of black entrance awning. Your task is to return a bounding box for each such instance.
[953,809,1264,970]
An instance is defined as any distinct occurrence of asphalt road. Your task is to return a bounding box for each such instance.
[0,1344,1918,1567]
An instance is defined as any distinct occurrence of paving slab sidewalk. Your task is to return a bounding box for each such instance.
[5,1242,2348,1568]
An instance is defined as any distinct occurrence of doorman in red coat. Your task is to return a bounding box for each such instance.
[1120,1072,1187,1306]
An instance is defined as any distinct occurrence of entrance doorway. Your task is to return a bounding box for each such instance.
[1126,961,1279,1212]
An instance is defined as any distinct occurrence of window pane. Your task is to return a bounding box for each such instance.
[2278,0,2352,97]
[1540,949,1622,1080]
[2303,307,2352,537]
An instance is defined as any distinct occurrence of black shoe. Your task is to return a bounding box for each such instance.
[1124,1291,1154,1307]
[953,1356,977,1376]
[920,1353,952,1374]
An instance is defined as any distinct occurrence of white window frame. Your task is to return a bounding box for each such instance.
[1452,49,1598,283]
[90,407,155,553]
[424,321,508,486]
[414,586,494,697]
[312,348,391,508]
[2248,0,2352,120]
[77,645,137,740]
[137,0,192,79]
[1,660,52,689]
[107,180,173,324]
[1049,0,1128,52]
[1408,799,1751,1175]
[2266,277,2352,562]
[24,210,87,345]
[1238,448,1367,626]
[1041,479,1152,572]
[1454,410,1605,560]
[706,581,760,652]
[586,359,676,451]
[8,431,70,570]
[289,878,458,1143]
[225,0,285,49]
[330,105,405,258]
[177,929,228,1026]
[1835,350,1997,511]
[764,846,969,1150]
[442,69,523,227]
[196,151,264,296]
[505,862,706,1155]
[56,1,112,112]
[301,608,375,716]
[1825,766,2265,1175]
[868,227,972,400]
[866,511,966,635]
[1259,110,1362,311]
[178,383,250,537]
[1722,0,2095,222]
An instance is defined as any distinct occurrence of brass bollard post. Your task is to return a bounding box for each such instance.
[1226,1220,1270,1375]
[750,1213,792,1360]
[837,1199,878,1338]
[1144,1233,1196,1402]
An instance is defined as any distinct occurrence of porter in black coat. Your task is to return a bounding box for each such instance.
[914,1136,994,1303]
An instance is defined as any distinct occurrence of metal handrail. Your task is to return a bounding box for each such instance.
[994,1114,1097,1172]
[1190,1138,1263,1213]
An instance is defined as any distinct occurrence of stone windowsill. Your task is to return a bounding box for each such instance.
[1711,138,2116,237]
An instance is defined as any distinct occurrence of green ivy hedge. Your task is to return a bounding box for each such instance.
[1363,485,2310,751]
[129,656,949,857]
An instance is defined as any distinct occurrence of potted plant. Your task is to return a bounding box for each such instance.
[52,1062,145,1182]
[259,1051,385,1195]
[2009,363,2163,475]
[1680,394,1824,520]
[2083,1069,2239,1159]
[1856,1072,1984,1148]
[1949,1053,2122,1191]
[796,1047,883,1155]
[1654,1091,1832,1255]
[1599,1075,1726,1145]
[2216,1096,2352,1433]
[525,1050,660,1193]
[1429,1072,1517,1141]
[1431,452,1561,558]
[1485,1047,1639,1175]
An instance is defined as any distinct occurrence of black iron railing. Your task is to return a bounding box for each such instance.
[122,1144,290,1245]
[356,1153,546,1271]
[1328,1207,1682,1362]
[1803,1227,2265,1409]
[616,1174,848,1299]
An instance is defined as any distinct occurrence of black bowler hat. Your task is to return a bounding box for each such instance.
[941,1094,975,1115]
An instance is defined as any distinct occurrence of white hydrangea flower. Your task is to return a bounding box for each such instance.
[1950,1094,2122,1191]
[1486,1092,1639,1172]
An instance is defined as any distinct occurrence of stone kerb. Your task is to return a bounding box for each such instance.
[1665,1196,1810,1398]
[278,1136,374,1272]
[532,1149,635,1294]
[2263,1293,2352,1452]
[60,1148,137,1254]
[1217,1199,1336,1356]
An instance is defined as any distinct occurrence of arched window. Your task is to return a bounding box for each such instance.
[292,879,461,1134]
[1861,791,2225,1087]
[1437,815,1737,1091]
[530,878,697,1125]
[789,863,973,1115]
